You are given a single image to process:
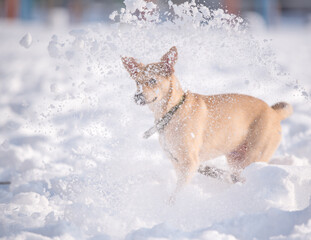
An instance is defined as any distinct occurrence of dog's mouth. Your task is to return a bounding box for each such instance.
[136,97,157,106]
[134,93,158,106]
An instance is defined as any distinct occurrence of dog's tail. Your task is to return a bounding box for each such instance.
[271,102,293,120]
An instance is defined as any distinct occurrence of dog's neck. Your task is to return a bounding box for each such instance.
[149,75,184,120]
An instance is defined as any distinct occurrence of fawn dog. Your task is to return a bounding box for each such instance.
[122,46,292,195]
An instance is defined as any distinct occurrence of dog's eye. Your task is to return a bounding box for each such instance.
[146,78,157,86]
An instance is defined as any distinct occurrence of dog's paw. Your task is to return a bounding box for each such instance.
[230,173,245,184]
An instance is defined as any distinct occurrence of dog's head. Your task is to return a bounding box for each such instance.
[121,46,178,106]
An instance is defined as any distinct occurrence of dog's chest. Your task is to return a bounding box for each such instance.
[158,130,168,150]
[159,132,179,162]
[158,118,185,162]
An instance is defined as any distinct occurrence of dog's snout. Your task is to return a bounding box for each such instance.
[134,93,146,105]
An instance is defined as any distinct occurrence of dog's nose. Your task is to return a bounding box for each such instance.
[134,93,146,105]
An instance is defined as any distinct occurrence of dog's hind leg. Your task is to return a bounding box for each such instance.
[226,114,282,171]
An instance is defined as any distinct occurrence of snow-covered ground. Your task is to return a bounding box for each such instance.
[0,1,311,239]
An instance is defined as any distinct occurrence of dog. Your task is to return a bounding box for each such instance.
[121,46,292,196]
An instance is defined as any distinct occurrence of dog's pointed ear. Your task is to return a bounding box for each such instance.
[121,56,141,78]
[160,46,178,75]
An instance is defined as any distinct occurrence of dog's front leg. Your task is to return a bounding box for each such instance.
[169,152,199,204]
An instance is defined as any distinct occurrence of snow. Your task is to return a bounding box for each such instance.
[19,33,32,49]
[124,0,156,13]
[0,1,311,239]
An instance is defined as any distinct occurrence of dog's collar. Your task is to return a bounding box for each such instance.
[143,93,187,139]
